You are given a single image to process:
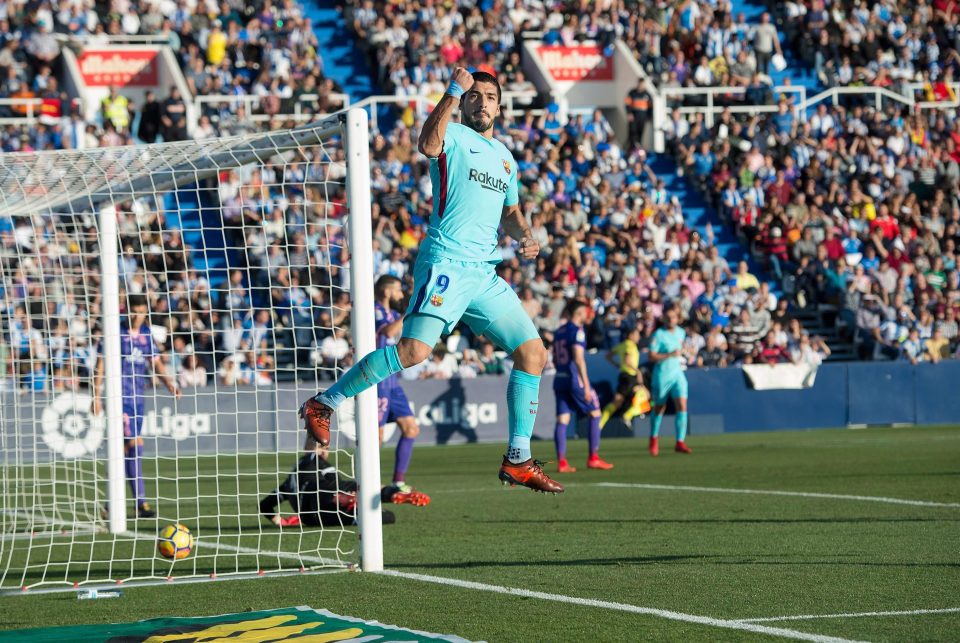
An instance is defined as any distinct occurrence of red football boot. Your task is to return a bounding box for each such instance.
[675,441,692,454]
[649,436,659,457]
[392,489,431,506]
[557,458,577,473]
[499,457,564,494]
[299,397,333,446]
[586,454,614,470]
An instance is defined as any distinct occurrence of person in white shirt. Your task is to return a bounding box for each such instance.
[178,353,208,388]
[420,346,456,380]
[319,328,350,368]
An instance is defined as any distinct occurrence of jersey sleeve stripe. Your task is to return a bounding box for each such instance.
[437,151,449,219]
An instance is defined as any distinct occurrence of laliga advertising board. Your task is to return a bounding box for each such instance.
[2,376,559,463]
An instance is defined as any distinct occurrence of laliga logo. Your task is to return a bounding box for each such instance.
[41,393,105,459]
[334,398,498,444]
[414,400,497,428]
[142,408,211,440]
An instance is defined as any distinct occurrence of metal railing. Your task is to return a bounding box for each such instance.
[657,81,960,132]
[192,92,350,123]
[53,33,172,46]
[659,85,808,127]
[903,81,960,109]
[0,98,45,125]
[794,82,960,115]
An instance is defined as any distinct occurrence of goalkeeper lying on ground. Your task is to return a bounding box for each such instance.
[259,440,430,528]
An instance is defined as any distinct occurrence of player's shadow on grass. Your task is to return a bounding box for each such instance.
[392,555,960,570]
[391,554,724,569]
[481,517,959,525]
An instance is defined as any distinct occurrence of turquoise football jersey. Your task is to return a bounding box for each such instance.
[421,122,519,263]
[650,326,687,382]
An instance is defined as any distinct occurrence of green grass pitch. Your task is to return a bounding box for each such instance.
[1,425,959,641]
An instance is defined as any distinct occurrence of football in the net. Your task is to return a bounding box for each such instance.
[157,523,194,559]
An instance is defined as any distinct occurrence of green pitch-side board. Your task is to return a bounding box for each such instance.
[0,606,475,643]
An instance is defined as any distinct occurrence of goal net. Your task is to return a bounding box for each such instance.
[0,109,382,594]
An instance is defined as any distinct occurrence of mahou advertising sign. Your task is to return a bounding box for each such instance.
[538,45,614,81]
[78,49,159,87]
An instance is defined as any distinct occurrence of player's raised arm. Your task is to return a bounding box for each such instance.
[418,67,474,158]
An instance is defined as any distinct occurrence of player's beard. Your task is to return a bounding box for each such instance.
[463,111,493,133]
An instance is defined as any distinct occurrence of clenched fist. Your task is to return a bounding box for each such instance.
[450,66,475,93]
[519,237,540,260]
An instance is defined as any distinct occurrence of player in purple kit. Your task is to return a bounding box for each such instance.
[552,300,613,473]
[374,276,425,494]
[94,294,180,518]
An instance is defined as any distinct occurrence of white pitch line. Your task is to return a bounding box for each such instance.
[1,507,351,589]
[592,483,960,509]
[0,530,75,542]
[377,569,865,643]
[741,607,960,623]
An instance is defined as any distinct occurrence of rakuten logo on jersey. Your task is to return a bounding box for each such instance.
[468,168,509,194]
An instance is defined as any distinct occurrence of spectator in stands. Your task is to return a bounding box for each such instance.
[752,13,783,76]
[421,345,456,380]
[178,352,208,388]
[138,90,162,143]
[478,341,505,375]
[161,86,188,141]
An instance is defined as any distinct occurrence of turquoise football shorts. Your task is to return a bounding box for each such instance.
[401,257,540,353]
[651,372,689,406]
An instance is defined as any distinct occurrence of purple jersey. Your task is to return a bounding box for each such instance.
[552,321,587,391]
[120,324,156,406]
[375,302,401,393]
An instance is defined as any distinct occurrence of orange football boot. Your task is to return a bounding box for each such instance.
[499,457,565,494]
[299,397,333,446]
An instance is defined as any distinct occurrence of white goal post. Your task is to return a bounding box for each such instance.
[0,107,382,593]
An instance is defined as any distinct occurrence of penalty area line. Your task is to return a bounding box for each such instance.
[377,569,865,643]
[741,607,960,623]
[591,483,960,509]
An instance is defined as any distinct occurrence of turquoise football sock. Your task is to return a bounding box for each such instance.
[506,368,540,463]
[317,345,402,409]
[651,412,663,438]
[676,411,688,442]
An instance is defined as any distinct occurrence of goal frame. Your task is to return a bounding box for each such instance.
[7,107,383,576]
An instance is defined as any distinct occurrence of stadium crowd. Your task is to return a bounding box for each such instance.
[2,0,960,394]
[773,0,960,93]
[0,0,342,151]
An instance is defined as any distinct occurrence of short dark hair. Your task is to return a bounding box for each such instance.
[469,71,501,103]
[565,299,588,318]
[375,274,402,299]
[128,294,148,310]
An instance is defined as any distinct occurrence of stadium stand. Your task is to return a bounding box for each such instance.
[2,0,959,395]
[772,0,960,93]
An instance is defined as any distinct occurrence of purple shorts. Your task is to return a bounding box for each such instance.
[378,386,413,426]
[554,386,600,417]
